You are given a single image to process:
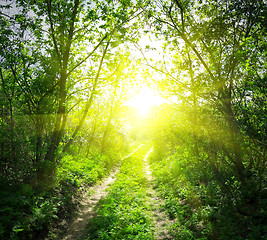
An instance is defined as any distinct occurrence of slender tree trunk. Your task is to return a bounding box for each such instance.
[187,50,199,157]
[39,0,80,188]
[9,101,15,164]
[0,100,6,176]
[33,110,44,186]
[101,86,118,153]
[86,135,93,158]
[0,69,5,175]
[40,70,68,186]
[41,0,80,185]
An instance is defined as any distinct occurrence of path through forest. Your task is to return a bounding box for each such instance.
[54,144,144,240]
[54,145,174,240]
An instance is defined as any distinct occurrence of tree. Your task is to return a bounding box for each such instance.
[146,0,267,183]
[0,0,145,186]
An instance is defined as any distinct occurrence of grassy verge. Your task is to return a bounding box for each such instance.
[149,147,265,240]
[85,145,155,240]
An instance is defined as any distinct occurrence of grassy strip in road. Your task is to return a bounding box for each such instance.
[84,145,154,240]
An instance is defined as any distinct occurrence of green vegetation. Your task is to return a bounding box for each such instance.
[0,0,266,239]
[148,102,266,239]
[0,151,119,240]
[150,146,266,239]
[86,145,154,240]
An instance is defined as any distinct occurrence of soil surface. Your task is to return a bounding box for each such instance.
[144,147,175,240]
[58,169,118,240]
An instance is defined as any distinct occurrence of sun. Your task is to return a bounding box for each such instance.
[125,87,165,116]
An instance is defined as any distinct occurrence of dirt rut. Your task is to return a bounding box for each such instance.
[58,169,118,240]
[144,147,175,240]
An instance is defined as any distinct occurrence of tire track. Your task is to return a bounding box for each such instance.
[143,147,175,240]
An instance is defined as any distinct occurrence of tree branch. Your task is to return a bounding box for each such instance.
[66,33,108,77]
[46,0,62,67]
[62,33,113,153]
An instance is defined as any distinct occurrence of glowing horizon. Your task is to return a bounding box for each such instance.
[124,87,165,116]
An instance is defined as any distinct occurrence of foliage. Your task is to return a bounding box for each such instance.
[0,147,121,239]
[0,0,266,239]
[0,0,145,188]
[57,153,112,188]
[140,1,267,238]
[149,117,266,239]
[0,178,58,240]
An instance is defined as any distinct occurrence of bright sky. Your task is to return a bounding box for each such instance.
[124,87,165,116]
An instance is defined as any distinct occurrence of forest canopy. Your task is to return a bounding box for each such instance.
[0,0,266,239]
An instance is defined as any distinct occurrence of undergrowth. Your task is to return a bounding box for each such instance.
[150,146,266,240]
[0,152,116,240]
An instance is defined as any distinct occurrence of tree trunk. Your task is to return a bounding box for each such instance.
[86,122,97,158]
[187,50,199,158]
[39,0,80,188]
[221,87,246,184]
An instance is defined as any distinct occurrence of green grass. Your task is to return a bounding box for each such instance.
[84,145,155,240]
[57,154,108,188]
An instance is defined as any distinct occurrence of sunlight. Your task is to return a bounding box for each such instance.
[125,87,165,116]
